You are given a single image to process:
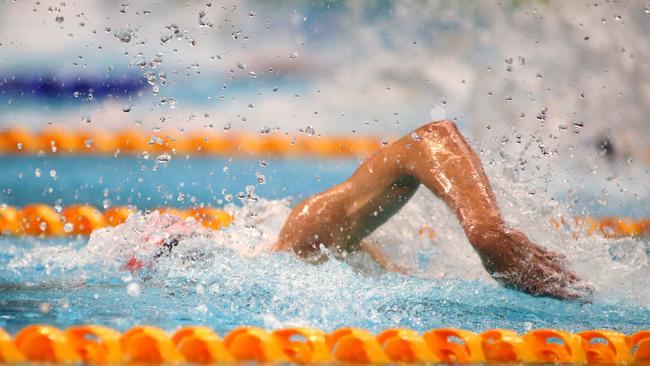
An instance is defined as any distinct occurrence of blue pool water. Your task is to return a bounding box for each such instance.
[0,156,649,336]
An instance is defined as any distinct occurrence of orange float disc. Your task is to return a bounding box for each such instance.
[20,204,64,236]
[61,205,107,235]
[103,206,137,226]
[0,205,22,235]
[187,207,233,230]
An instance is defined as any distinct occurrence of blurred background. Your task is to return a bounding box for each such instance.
[0,0,649,215]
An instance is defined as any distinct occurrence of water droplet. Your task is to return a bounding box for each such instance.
[16,142,23,150]
[223,123,231,131]
[114,28,132,43]
[34,168,42,177]
[126,283,141,297]
[122,105,132,113]
[305,126,315,136]
[82,116,91,124]
[39,302,51,314]
[197,304,208,314]
[572,121,584,134]
[237,62,247,70]
[248,10,256,17]
[39,221,47,231]
[64,222,74,233]
[236,191,245,200]
[259,160,268,167]
[614,14,622,20]
[536,107,548,122]
[505,95,512,101]
[224,193,233,202]
[156,153,171,164]
[248,71,256,78]
[49,169,56,178]
[429,105,446,121]
[256,173,266,184]
[411,132,422,142]
[55,15,64,23]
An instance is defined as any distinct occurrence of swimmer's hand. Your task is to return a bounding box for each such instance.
[475,229,593,300]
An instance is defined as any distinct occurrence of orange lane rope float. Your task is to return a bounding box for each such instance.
[1,203,647,239]
[0,326,649,364]
[0,128,384,157]
[0,204,233,237]
[551,216,650,238]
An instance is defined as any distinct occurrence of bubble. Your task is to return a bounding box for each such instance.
[305,126,315,136]
[64,222,74,233]
[197,304,208,313]
[82,116,91,124]
[49,169,56,178]
[411,132,422,142]
[126,282,141,297]
[34,168,42,177]
[55,15,64,23]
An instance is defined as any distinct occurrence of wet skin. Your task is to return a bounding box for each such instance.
[273,120,592,300]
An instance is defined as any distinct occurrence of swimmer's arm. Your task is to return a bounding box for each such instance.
[360,239,409,275]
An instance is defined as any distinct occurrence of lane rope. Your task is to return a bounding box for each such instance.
[1,325,649,364]
[1,203,648,238]
[0,128,385,157]
[0,204,233,236]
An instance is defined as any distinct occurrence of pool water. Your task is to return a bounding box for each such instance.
[0,155,649,336]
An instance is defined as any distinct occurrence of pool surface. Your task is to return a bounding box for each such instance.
[1,156,649,337]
